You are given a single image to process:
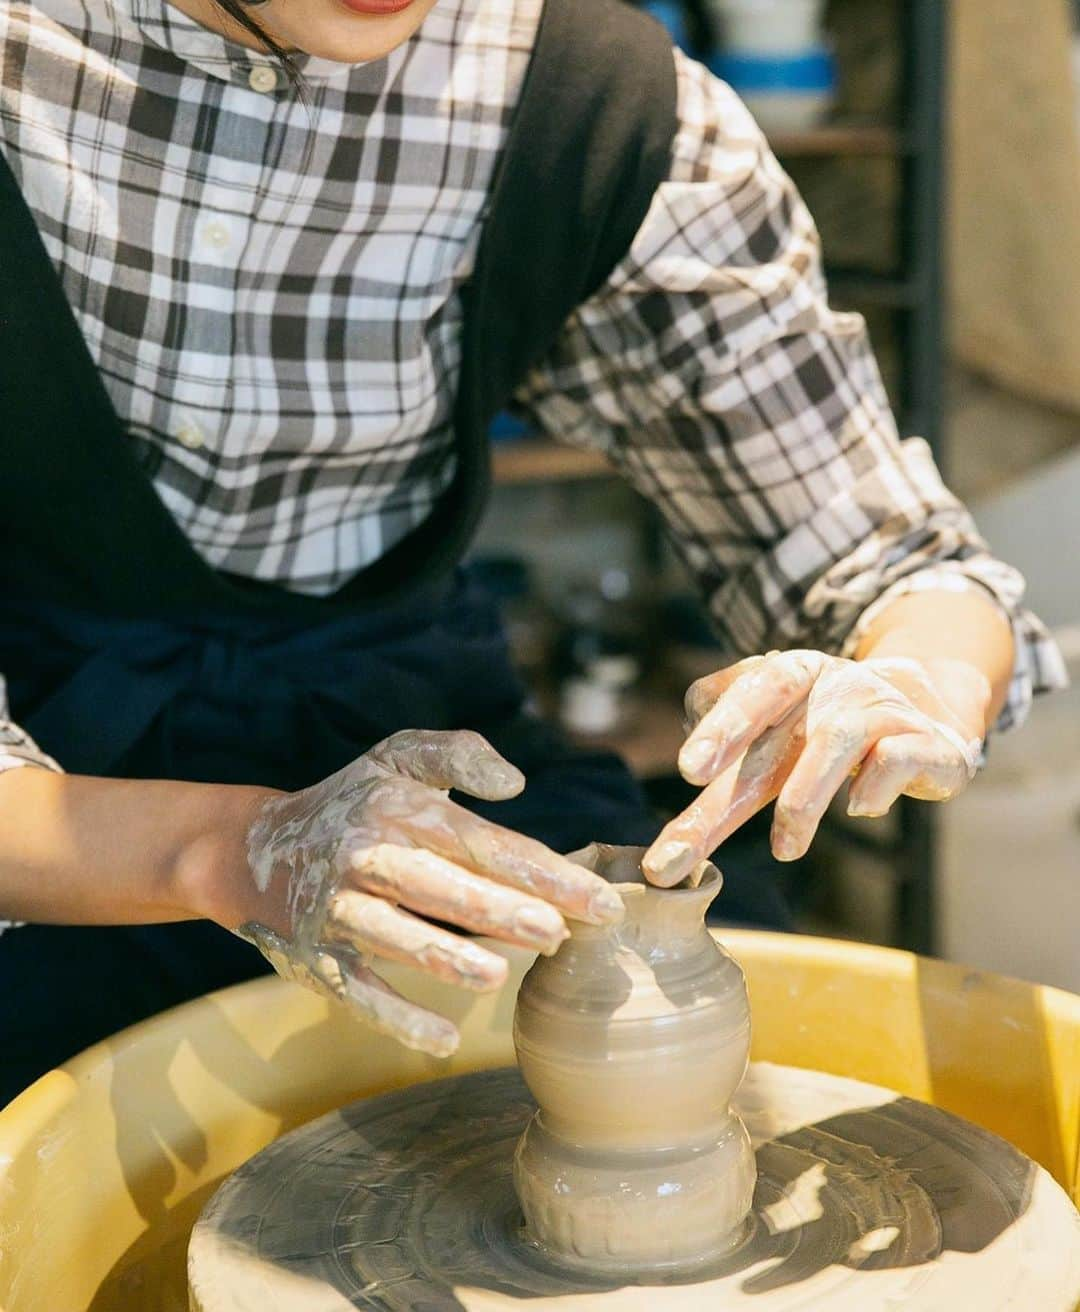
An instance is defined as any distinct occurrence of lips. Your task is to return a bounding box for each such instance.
[336,0,416,14]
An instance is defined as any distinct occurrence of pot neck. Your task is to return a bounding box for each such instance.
[573,876,720,955]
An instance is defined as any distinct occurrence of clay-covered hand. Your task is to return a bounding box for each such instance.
[237,729,624,1057]
[643,652,988,885]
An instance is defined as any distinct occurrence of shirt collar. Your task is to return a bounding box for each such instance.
[120,0,385,90]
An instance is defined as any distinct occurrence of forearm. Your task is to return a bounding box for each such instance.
[0,768,277,930]
[853,587,1015,735]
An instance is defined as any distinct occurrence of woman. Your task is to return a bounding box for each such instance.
[0,0,1062,1099]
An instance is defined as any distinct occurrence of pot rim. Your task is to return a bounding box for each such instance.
[608,865,723,899]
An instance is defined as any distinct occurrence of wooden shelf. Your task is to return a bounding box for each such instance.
[492,439,612,486]
[768,123,903,157]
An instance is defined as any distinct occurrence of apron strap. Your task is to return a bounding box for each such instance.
[362,0,680,596]
[0,157,238,615]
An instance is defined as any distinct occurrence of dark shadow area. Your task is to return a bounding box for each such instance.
[88,1178,219,1312]
[105,994,319,1229]
[88,983,512,1309]
[88,991,416,1310]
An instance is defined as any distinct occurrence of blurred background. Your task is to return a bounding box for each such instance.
[473,0,1080,991]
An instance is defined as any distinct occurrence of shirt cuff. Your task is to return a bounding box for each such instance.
[0,752,61,774]
[0,724,62,777]
[841,561,1069,734]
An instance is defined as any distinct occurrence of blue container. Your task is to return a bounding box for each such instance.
[489,410,531,442]
[708,46,836,132]
[709,46,836,95]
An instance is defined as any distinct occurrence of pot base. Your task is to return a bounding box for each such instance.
[514,1109,754,1274]
[190,1063,1080,1311]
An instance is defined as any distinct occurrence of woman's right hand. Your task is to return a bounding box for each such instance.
[223,729,624,1058]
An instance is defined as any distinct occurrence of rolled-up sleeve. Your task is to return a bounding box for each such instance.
[0,675,59,774]
[514,48,1066,732]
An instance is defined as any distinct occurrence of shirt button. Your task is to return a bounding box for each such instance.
[175,422,206,451]
[248,65,278,93]
[202,220,231,251]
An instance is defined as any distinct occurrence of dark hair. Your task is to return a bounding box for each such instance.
[212,0,305,88]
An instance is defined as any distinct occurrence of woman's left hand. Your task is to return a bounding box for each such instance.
[642,651,990,886]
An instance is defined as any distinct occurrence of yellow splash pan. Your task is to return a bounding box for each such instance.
[0,930,1077,1311]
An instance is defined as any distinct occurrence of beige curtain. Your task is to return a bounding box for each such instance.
[950,0,1080,413]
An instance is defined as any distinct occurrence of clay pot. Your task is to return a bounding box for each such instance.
[513,845,754,1275]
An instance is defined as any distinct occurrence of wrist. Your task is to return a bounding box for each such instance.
[917,656,993,740]
[854,587,1014,731]
[172,784,284,931]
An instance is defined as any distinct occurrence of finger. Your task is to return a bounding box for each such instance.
[849,732,970,816]
[684,658,764,729]
[847,734,926,818]
[569,841,718,891]
[310,949,460,1058]
[369,729,525,802]
[679,651,823,785]
[379,788,624,925]
[350,843,570,954]
[324,890,509,992]
[643,711,805,886]
[770,701,926,860]
[906,748,975,801]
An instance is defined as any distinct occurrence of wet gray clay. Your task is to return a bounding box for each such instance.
[189,1066,1080,1309]
[512,844,755,1274]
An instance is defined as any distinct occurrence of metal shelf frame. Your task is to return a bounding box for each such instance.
[816,0,949,956]
[892,0,949,956]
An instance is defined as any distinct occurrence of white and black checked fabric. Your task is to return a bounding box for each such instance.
[0,0,1066,775]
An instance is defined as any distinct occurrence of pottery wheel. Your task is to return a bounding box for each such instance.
[189,1062,1080,1311]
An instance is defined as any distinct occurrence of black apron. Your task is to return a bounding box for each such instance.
[0,0,788,1103]
[0,576,670,1100]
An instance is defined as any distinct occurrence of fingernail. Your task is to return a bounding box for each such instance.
[416,1023,460,1059]
[772,832,801,862]
[485,762,525,795]
[645,840,696,886]
[512,905,568,950]
[586,885,625,925]
[848,801,884,819]
[456,943,507,989]
[680,739,719,780]
[687,860,712,889]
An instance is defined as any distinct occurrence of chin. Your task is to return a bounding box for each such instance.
[279,0,438,64]
[288,31,399,63]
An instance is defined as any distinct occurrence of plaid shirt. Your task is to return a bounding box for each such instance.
[0,0,1065,777]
